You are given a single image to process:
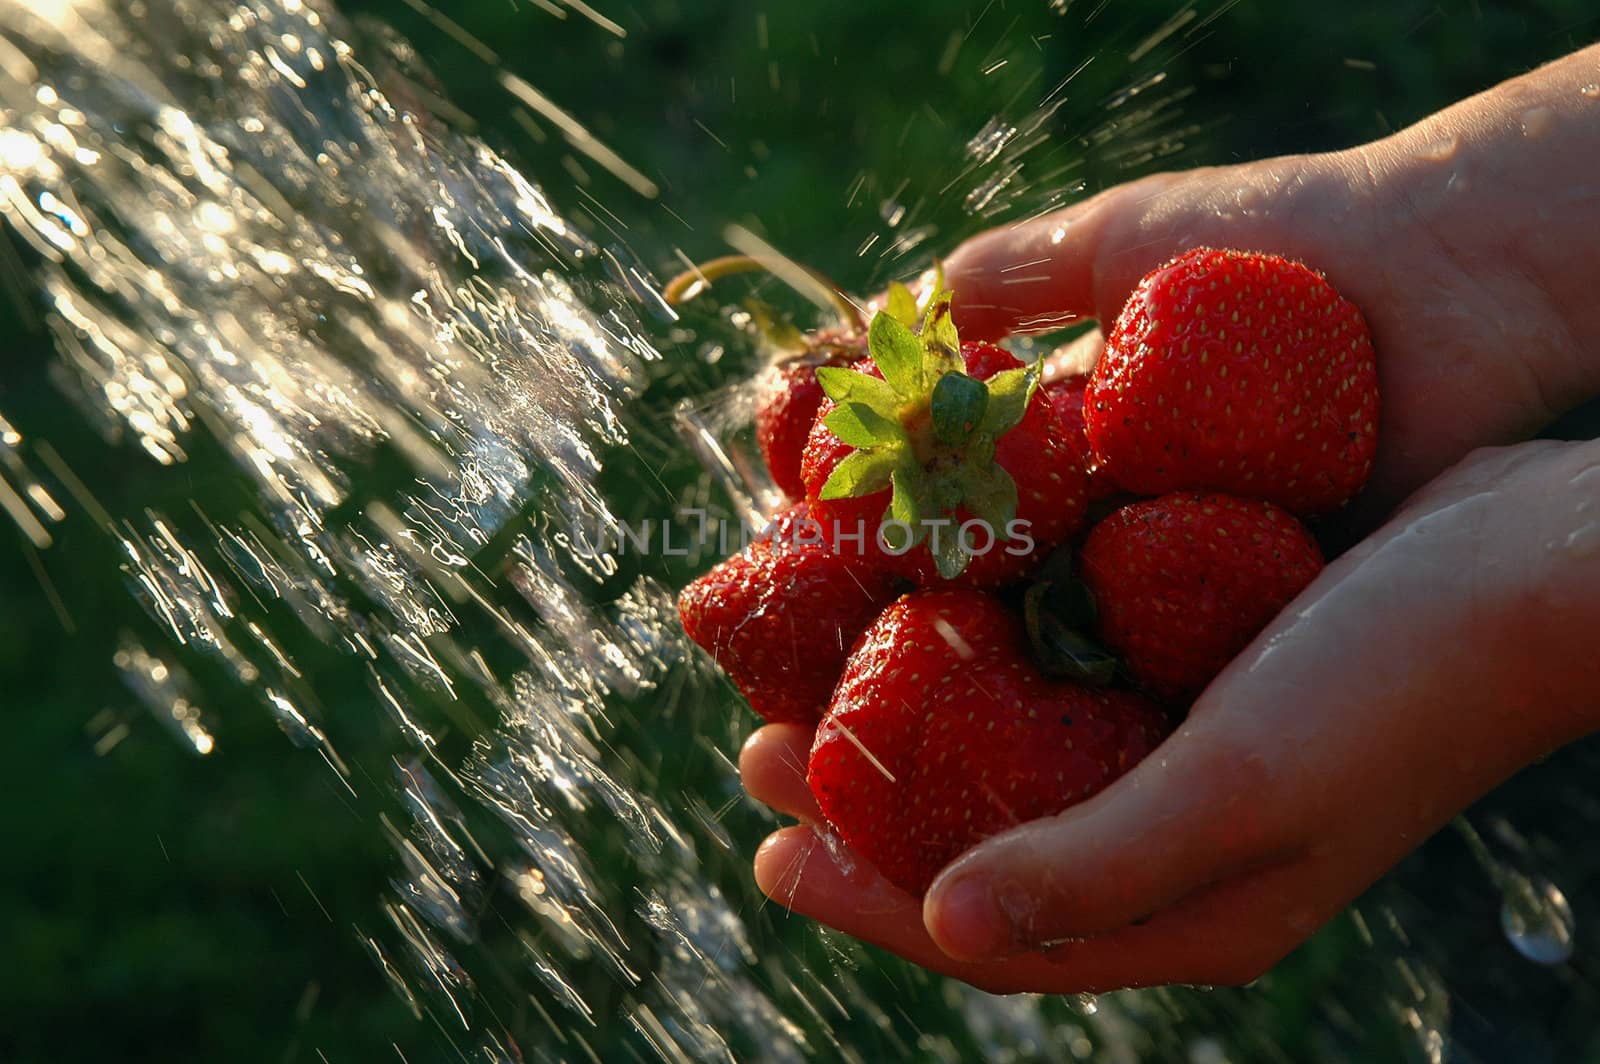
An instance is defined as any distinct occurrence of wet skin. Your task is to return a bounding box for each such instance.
[738,44,1600,992]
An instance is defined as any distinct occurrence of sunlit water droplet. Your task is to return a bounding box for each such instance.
[964,163,1023,215]
[1580,83,1600,100]
[1520,105,1557,139]
[1569,463,1600,491]
[1500,875,1575,964]
[966,115,1017,165]
[1563,520,1600,558]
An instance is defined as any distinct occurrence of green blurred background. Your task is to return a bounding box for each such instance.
[3,0,1598,1059]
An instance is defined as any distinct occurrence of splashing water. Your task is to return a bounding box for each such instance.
[0,1,782,1057]
[1501,876,1576,966]
[2,0,1598,1060]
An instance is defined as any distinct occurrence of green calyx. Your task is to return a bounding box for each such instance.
[814,286,1042,579]
[1021,544,1122,687]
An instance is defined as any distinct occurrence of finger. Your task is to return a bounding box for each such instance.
[754,826,1086,992]
[740,723,823,822]
[923,717,1299,961]
[1036,848,1358,990]
[943,179,1149,341]
[927,439,1600,964]
[1042,327,1104,384]
[755,825,1341,994]
[943,156,1376,341]
[946,168,1258,338]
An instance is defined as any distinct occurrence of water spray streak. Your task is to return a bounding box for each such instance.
[0,0,797,1058]
[4,0,1580,1059]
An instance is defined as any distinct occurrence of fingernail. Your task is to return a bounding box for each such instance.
[929,877,1013,960]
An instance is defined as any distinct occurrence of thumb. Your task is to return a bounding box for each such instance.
[923,439,1600,962]
[923,713,1294,961]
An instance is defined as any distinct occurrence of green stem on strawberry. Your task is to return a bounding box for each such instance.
[814,292,1043,579]
[1023,579,1120,686]
[1019,543,1122,686]
[662,253,867,334]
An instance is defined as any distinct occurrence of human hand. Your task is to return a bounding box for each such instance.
[743,438,1600,992]
[945,42,1600,517]
[737,45,1600,993]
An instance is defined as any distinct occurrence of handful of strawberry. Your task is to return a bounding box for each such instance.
[676,247,1379,895]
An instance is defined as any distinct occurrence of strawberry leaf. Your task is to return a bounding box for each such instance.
[1023,582,1118,685]
[824,402,907,449]
[885,281,919,328]
[1032,542,1077,585]
[964,433,997,469]
[816,365,900,411]
[878,517,915,552]
[889,465,926,529]
[866,312,924,400]
[960,464,1019,531]
[819,448,897,499]
[930,372,988,445]
[883,465,931,551]
[742,297,807,351]
[976,363,1040,438]
[1052,577,1098,631]
[920,291,963,376]
[932,524,968,580]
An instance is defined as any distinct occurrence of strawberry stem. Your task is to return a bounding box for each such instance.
[662,254,866,333]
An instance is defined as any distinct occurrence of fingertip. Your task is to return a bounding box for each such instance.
[753,825,819,905]
[923,871,1016,962]
[946,172,1206,340]
[738,722,823,821]
[737,722,813,775]
[943,225,1053,341]
[943,186,1128,339]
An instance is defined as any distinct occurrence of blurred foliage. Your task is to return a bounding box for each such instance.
[3,0,1599,1061]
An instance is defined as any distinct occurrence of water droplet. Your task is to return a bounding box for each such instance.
[1520,106,1557,139]
[966,116,1017,165]
[1415,135,1459,162]
[1562,520,1600,557]
[1581,83,1600,100]
[1500,874,1575,964]
[1569,463,1600,491]
[964,164,1021,215]
[1235,186,1264,212]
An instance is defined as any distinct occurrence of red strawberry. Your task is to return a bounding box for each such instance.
[800,294,1088,587]
[659,254,874,501]
[808,589,1169,895]
[756,333,865,500]
[678,504,901,726]
[1042,372,1118,501]
[1087,247,1378,515]
[1079,492,1324,702]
